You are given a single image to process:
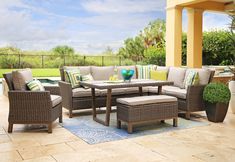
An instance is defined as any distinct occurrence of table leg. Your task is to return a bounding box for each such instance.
[105,89,112,126]
[91,88,96,119]
[158,86,162,95]
[92,88,112,126]
[139,87,143,96]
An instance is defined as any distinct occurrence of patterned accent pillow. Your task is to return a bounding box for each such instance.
[64,71,70,82]
[27,79,45,91]
[192,72,199,85]
[136,65,157,79]
[65,70,82,88]
[81,74,94,89]
[81,74,94,82]
[184,71,199,89]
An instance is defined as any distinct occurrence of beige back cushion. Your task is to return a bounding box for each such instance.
[91,66,114,80]
[117,66,137,80]
[157,66,169,72]
[64,66,91,75]
[167,67,186,88]
[184,68,211,86]
[12,69,33,90]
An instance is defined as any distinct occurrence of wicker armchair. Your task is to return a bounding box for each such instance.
[3,73,63,133]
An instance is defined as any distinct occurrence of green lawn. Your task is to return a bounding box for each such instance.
[0,68,60,78]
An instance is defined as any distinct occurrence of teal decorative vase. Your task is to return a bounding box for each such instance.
[121,69,134,82]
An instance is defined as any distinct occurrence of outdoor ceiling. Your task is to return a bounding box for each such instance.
[211,0,233,3]
[167,0,234,15]
[183,0,235,14]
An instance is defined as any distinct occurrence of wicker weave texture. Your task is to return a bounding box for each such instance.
[4,72,63,133]
[117,101,178,123]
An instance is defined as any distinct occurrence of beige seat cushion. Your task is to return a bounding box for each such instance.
[51,95,62,107]
[162,86,187,99]
[124,87,140,94]
[157,66,169,72]
[117,95,177,106]
[127,87,152,93]
[167,67,186,88]
[72,88,100,97]
[12,69,33,90]
[99,88,128,96]
[117,66,137,80]
[64,66,91,75]
[148,86,159,93]
[98,87,149,96]
[184,68,211,86]
[91,66,114,80]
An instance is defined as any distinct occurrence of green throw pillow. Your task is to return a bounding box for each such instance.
[150,70,167,81]
[184,71,199,89]
[27,79,45,91]
[65,70,82,88]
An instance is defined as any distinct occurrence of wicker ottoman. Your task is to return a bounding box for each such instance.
[116,95,178,133]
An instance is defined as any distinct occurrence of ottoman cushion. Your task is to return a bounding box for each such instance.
[117,95,177,106]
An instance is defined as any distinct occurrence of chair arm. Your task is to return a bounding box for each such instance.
[186,85,206,111]
[58,81,73,109]
[44,86,60,95]
[8,91,53,121]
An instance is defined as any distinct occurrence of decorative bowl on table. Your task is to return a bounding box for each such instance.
[121,69,134,82]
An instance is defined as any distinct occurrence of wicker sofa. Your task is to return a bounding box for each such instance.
[148,67,214,119]
[59,66,146,118]
[59,66,214,119]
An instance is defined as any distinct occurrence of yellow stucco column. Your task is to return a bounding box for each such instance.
[166,6,183,67]
[186,8,203,68]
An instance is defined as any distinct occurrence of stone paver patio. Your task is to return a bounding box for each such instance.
[0,95,235,162]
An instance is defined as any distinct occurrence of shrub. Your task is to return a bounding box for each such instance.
[144,46,165,65]
[0,55,19,68]
[120,58,136,65]
[203,83,231,104]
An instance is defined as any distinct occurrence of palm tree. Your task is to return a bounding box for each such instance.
[52,45,75,58]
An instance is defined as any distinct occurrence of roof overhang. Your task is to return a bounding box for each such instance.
[167,0,235,15]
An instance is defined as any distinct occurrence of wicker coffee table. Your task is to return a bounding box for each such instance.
[80,79,173,126]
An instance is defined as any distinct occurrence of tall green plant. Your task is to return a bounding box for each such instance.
[118,37,145,62]
[140,19,166,49]
[118,19,166,63]
[52,45,75,58]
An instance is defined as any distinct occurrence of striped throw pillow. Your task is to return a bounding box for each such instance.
[136,65,157,79]
[184,71,199,89]
[81,74,94,89]
[65,70,82,88]
[81,74,94,82]
[27,79,45,91]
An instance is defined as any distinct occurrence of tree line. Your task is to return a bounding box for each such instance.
[118,16,235,66]
[0,16,234,67]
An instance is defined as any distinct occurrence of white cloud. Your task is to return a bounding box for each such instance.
[0,0,231,54]
[0,0,163,54]
[182,10,230,32]
[203,12,230,31]
[81,0,166,14]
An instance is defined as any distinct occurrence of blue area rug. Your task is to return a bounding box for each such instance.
[62,113,209,144]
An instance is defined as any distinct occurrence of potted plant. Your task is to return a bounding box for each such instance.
[203,83,231,122]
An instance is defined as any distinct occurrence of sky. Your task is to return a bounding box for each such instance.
[0,0,231,54]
